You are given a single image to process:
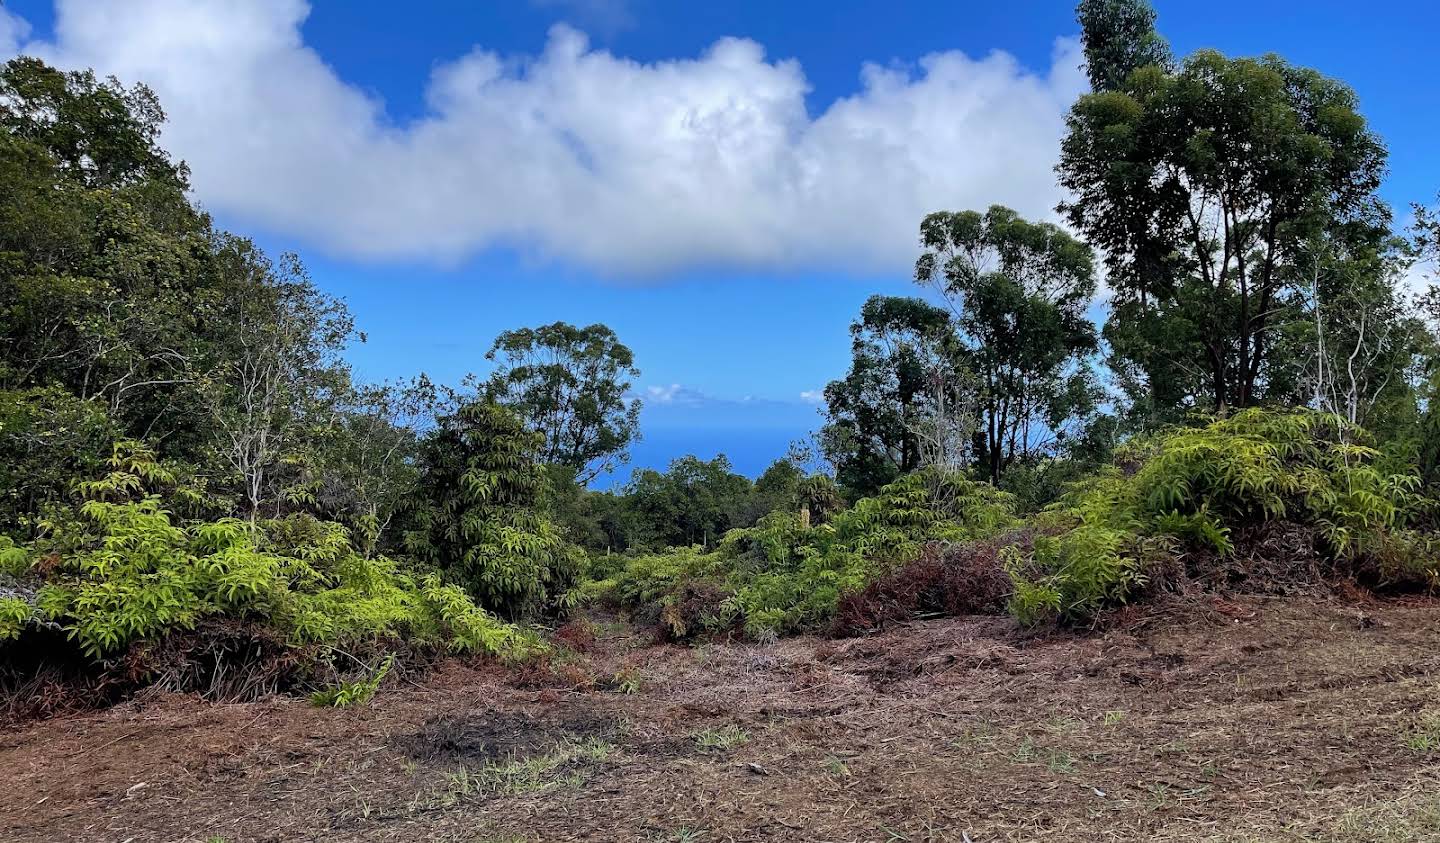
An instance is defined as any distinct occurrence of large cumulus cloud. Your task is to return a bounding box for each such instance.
[3,1,1085,276]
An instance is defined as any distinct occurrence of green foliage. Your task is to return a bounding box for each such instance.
[479,321,641,484]
[915,205,1101,483]
[0,56,406,534]
[7,450,528,661]
[693,725,750,752]
[1076,0,1172,92]
[1005,409,1429,624]
[1058,34,1391,418]
[0,388,119,537]
[310,654,393,707]
[622,454,755,550]
[556,453,835,556]
[0,535,30,576]
[1003,523,1159,626]
[405,401,582,618]
[609,468,1016,638]
[0,58,220,460]
[0,597,30,641]
[820,296,955,497]
[1128,410,1420,556]
[415,572,544,659]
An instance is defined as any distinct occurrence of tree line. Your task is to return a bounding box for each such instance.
[819,0,1440,512]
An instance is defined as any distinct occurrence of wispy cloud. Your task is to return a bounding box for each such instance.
[530,0,635,36]
[634,383,711,406]
[629,383,820,411]
[0,6,29,54]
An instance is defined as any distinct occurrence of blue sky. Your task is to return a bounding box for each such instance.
[3,1,1438,485]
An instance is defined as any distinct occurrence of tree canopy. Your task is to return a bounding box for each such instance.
[1075,0,1172,92]
[916,205,1100,483]
[1058,45,1390,420]
[820,295,956,497]
[480,322,642,484]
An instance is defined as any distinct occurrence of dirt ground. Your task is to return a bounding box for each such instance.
[4,595,1440,843]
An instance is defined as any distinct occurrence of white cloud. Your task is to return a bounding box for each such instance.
[1401,260,1435,298]
[530,0,635,36]
[0,7,30,55]
[643,384,683,403]
[636,383,711,405]
[632,383,815,409]
[6,1,1086,277]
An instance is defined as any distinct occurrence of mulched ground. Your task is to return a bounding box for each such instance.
[4,594,1440,842]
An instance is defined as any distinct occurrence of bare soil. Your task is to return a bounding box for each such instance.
[4,595,1440,842]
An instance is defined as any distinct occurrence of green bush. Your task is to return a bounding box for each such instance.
[310,654,393,707]
[0,596,29,641]
[4,444,534,662]
[404,402,583,618]
[0,387,119,537]
[1004,409,1431,625]
[607,469,1016,638]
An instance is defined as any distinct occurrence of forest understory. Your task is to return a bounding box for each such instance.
[6,593,1440,843]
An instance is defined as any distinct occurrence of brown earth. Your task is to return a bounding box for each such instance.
[3,595,1440,842]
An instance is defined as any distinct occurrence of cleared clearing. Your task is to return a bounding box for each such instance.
[4,595,1439,842]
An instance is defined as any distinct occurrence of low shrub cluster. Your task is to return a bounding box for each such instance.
[600,410,1439,637]
[1004,409,1434,624]
[831,534,1023,636]
[605,470,1016,639]
[0,444,539,705]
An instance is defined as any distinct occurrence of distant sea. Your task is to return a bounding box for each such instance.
[592,425,811,489]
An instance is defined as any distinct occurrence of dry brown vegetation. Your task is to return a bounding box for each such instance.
[5,594,1440,842]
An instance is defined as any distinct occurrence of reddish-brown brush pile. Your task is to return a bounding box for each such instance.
[1,619,441,725]
[831,535,1024,636]
[655,579,732,641]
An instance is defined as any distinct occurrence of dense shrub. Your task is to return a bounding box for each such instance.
[600,410,1438,637]
[1,444,536,664]
[1004,409,1433,625]
[0,388,118,537]
[606,469,1016,639]
[404,402,583,618]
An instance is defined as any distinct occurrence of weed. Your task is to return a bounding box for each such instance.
[574,737,617,762]
[823,755,852,777]
[1009,736,1038,763]
[1045,749,1078,775]
[471,753,567,796]
[1329,788,1440,842]
[670,827,705,842]
[310,654,393,708]
[433,736,616,805]
[1102,710,1126,726]
[611,666,642,694]
[949,720,997,749]
[693,725,750,752]
[1404,712,1440,752]
[1008,736,1078,774]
